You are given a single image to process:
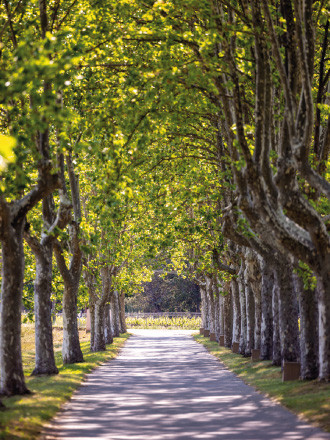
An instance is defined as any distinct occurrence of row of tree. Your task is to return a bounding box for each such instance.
[0,0,329,404]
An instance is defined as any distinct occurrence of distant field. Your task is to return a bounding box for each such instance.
[126,315,201,329]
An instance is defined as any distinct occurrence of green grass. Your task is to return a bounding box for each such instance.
[194,334,330,433]
[0,327,130,440]
[126,315,201,329]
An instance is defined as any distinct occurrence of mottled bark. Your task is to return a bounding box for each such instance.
[274,263,300,365]
[104,304,113,344]
[62,280,84,364]
[206,276,215,335]
[200,287,207,330]
[214,291,220,342]
[219,293,224,336]
[92,302,106,352]
[111,291,120,337]
[293,272,319,380]
[245,285,255,356]
[89,303,95,349]
[119,292,127,333]
[223,291,233,348]
[238,260,247,355]
[231,279,241,343]
[0,220,29,395]
[317,274,330,381]
[260,258,273,360]
[272,280,281,366]
[32,243,58,375]
[246,252,261,350]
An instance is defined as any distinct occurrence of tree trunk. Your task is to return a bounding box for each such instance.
[201,287,209,330]
[245,284,255,356]
[200,286,207,330]
[238,260,247,355]
[231,279,241,344]
[89,302,95,350]
[91,302,106,352]
[62,281,84,364]
[317,273,330,381]
[223,291,233,348]
[206,276,215,335]
[272,279,281,366]
[274,263,300,365]
[111,291,120,337]
[214,291,220,342]
[0,221,29,395]
[104,304,113,344]
[119,292,127,333]
[293,272,319,380]
[246,252,261,350]
[32,242,58,375]
[260,259,273,360]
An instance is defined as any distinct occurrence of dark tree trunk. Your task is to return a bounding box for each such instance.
[111,291,120,337]
[0,220,29,395]
[245,284,255,356]
[119,292,127,333]
[104,304,113,344]
[272,280,281,366]
[223,291,233,348]
[293,272,319,380]
[246,252,261,350]
[238,260,247,354]
[274,263,300,365]
[260,259,273,360]
[214,291,220,342]
[32,242,58,375]
[231,279,241,344]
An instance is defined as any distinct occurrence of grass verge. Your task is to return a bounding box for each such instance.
[0,330,130,440]
[194,334,330,433]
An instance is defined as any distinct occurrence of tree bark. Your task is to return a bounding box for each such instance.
[317,273,330,381]
[245,284,255,356]
[293,272,319,380]
[238,260,247,355]
[274,262,300,365]
[62,279,84,364]
[206,276,215,336]
[104,304,113,344]
[260,258,273,360]
[111,290,120,337]
[92,302,106,352]
[272,279,281,366]
[223,290,233,348]
[231,279,241,344]
[32,242,58,375]
[0,219,29,395]
[200,286,207,330]
[119,292,127,333]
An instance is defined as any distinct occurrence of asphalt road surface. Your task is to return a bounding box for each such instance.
[44,329,330,440]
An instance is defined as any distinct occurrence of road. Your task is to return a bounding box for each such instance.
[44,329,330,440]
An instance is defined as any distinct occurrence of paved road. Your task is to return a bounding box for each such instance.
[45,329,330,440]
